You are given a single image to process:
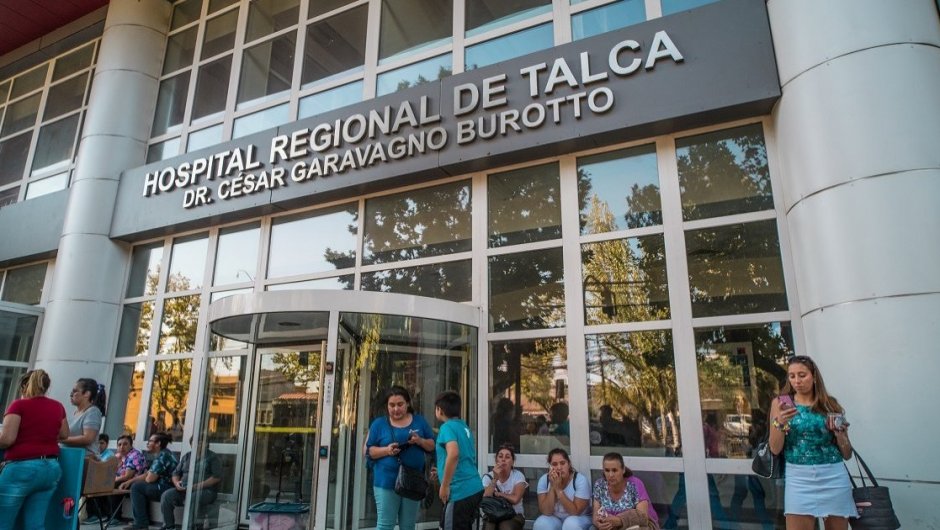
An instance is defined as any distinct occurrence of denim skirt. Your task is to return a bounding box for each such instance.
[784,462,858,518]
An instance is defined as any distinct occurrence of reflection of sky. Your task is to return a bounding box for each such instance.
[661,0,719,16]
[213,227,260,285]
[466,4,552,37]
[572,0,645,41]
[465,23,553,70]
[268,208,357,278]
[579,146,659,231]
[210,357,243,377]
[233,103,290,139]
[376,54,452,96]
[169,237,208,289]
[298,81,363,119]
[187,124,222,151]
[267,276,353,290]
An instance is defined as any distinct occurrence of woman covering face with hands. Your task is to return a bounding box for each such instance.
[534,448,593,530]
[483,444,528,530]
[365,386,435,530]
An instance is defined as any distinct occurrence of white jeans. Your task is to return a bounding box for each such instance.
[533,514,593,530]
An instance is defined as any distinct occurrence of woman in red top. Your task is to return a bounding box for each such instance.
[0,369,69,530]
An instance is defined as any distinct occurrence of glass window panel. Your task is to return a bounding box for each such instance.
[572,0,646,41]
[150,358,193,442]
[0,187,20,208]
[578,144,661,234]
[707,472,784,529]
[302,5,367,86]
[208,0,238,14]
[209,287,252,303]
[467,0,551,36]
[376,54,452,96]
[203,356,246,442]
[163,27,199,75]
[105,362,146,438]
[582,235,669,325]
[310,0,356,18]
[363,180,472,265]
[361,260,471,302]
[266,275,354,291]
[488,162,561,247]
[489,338,569,453]
[167,235,209,292]
[677,123,772,221]
[25,172,69,199]
[1,263,46,305]
[246,0,300,42]
[268,205,358,278]
[0,367,29,413]
[187,123,223,151]
[379,0,452,60]
[30,114,80,173]
[237,34,296,106]
[116,301,155,357]
[208,292,251,351]
[232,103,289,139]
[0,311,38,363]
[203,9,239,58]
[147,137,181,163]
[1,93,41,136]
[192,56,232,120]
[158,295,201,354]
[10,65,48,99]
[126,242,164,297]
[298,81,362,118]
[152,73,190,136]
[586,331,679,456]
[686,220,788,317]
[171,0,203,31]
[661,0,719,16]
[465,24,553,70]
[0,80,10,102]
[0,132,32,187]
[213,224,260,285]
[695,323,793,459]
[489,248,565,331]
[44,73,88,120]
[53,44,95,81]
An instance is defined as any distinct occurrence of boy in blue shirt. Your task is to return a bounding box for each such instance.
[435,391,483,530]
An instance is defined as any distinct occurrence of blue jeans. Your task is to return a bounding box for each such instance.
[0,458,62,530]
[374,486,420,530]
[130,480,173,527]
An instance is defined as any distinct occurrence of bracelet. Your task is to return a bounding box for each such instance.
[772,418,790,433]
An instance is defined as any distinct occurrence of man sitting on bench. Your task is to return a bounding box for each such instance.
[160,436,222,529]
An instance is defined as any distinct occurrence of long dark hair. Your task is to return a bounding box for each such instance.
[76,377,108,415]
[780,355,843,415]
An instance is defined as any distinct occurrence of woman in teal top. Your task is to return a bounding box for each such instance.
[769,355,856,529]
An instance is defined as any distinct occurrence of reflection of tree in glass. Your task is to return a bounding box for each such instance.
[582,197,668,324]
[362,261,471,302]
[489,248,565,331]
[394,65,453,92]
[152,359,192,440]
[271,349,322,391]
[363,182,471,264]
[489,164,561,247]
[677,125,771,221]
[490,339,565,417]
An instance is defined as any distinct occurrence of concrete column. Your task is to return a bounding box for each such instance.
[768,1,940,526]
[35,0,171,407]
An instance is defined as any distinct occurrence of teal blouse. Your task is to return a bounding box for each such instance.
[783,405,842,465]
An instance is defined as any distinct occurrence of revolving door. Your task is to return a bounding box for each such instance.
[186,291,480,530]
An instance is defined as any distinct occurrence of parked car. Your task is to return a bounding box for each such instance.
[723,414,751,437]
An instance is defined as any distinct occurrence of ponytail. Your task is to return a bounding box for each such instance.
[76,378,108,416]
[95,382,108,416]
[20,369,51,398]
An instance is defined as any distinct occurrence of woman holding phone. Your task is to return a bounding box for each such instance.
[769,355,856,529]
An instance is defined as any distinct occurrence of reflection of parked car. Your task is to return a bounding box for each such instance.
[723,414,751,437]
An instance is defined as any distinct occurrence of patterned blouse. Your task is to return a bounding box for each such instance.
[117,448,148,479]
[592,476,659,526]
[783,405,842,465]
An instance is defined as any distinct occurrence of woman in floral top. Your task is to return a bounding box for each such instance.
[592,453,659,530]
[115,434,147,485]
[769,355,856,529]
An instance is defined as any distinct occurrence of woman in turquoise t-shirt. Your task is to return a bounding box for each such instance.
[366,386,436,530]
[769,355,856,529]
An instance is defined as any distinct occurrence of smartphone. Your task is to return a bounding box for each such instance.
[827,412,848,430]
[778,394,795,410]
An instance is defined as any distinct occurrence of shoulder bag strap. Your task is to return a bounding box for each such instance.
[853,449,878,488]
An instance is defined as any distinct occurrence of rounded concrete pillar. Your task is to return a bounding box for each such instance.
[35,0,171,407]
[768,1,940,525]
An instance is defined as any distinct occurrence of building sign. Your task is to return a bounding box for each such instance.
[113,0,779,239]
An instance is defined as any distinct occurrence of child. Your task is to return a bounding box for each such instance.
[435,391,484,530]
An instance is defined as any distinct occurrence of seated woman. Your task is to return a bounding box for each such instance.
[535,448,592,530]
[592,452,659,530]
[482,444,528,530]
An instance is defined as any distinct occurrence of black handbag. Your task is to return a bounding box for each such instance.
[848,450,900,530]
[395,460,430,501]
[480,495,516,522]
[751,438,784,479]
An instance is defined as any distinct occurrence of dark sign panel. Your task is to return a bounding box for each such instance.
[113,0,779,240]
